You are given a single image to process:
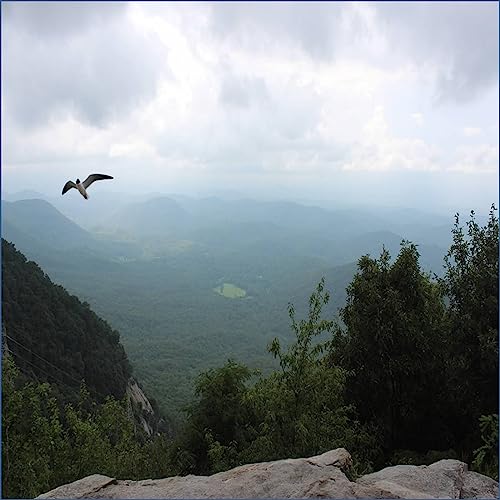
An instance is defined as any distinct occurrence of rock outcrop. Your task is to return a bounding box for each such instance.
[126,379,157,436]
[38,448,499,499]
[125,378,171,437]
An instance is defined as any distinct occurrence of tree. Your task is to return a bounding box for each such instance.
[169,360,257,475]
[472,414,499,480]
[440,205,499,450]
[246,278,380,472]
[2,355,172,497]
[2,356,70,498]
[331,243,449,453]
[170,280,379,475]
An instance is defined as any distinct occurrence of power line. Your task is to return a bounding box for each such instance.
[4,333,155,428]
[8,349,80,394]
[5,334,119,402]
[5,334,83,387]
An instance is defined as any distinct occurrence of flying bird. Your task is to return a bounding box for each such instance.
[62,174,113,199]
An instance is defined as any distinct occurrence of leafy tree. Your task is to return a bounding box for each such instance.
[330,243,449,453]
[244,278,380,472]
[2,356,70,498]
[253,279,347,457]
[169,360,257,475]
[2,355,172,498]
[440,206,499,449]
[472,414,499,480]
[171,280,379,476]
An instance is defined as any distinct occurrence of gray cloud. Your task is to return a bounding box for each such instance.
[209,2,498,102]
[1,2,126,39]
[375,2,499,102]
[209,2,344,60]
[219,73,269,109]
[2,2,167,128]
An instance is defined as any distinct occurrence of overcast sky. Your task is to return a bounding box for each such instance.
[2,1,498,213]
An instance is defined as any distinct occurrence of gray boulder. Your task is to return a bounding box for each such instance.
[38,448,498,499]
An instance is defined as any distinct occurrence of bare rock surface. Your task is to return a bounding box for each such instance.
[38,448,499,499]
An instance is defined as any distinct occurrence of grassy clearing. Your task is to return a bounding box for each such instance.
[213,283,247,299]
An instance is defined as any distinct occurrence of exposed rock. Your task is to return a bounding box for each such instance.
[37,475,116,499]
[357,459,468,498]
[38,448,499,499]
[125,378,172,437]
[126,379,156,436]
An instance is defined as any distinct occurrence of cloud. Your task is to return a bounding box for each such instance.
[108,140,157,160]
[342,106,439,172]
[449,144,499,173]
[411,113,424,127]
[209,2,345,61]
[374,2,499,102]
[1,2,126,39]
[1,2,497,211]
[2,3,167,129]
[218,73,270,109]
[209,2,498,102]
[463,127,482,138]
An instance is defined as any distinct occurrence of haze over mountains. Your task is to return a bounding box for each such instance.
[2,190,490,419]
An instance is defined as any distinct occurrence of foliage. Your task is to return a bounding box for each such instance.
[1,239,132,404]
[250,278,379,469]
[169,360,257,475]
[472,414,499,481]
[390,448,458,466]
[2,356,70,498]
[172,280,379,476]
[2,355,172,498]
[330,243,449,453]
[439,206,499,450]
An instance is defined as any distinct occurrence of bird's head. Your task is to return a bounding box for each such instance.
[76,178,81,184]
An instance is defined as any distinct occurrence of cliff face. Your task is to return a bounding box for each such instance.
[126,379,165,436]
[38,448,499,499]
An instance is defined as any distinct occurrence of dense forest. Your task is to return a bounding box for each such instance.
[2,206,498,498]
[1,239,132,403]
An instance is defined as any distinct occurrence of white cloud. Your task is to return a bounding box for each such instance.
[463,127,482,137]
[449,144,499,174]
[342,106,439,172]
[411,113,424,127]
[108,141,157,160]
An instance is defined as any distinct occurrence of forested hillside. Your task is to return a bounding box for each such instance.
[2,239,131,402]
[1,241,171,498]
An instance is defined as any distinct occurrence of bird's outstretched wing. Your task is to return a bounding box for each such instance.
[82,174,114,189]
[62,181,77,195]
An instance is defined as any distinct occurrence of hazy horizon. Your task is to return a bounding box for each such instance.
[2,2,498,215]
[2,181,496,218]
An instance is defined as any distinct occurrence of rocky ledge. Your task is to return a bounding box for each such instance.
[38,448,498,499]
